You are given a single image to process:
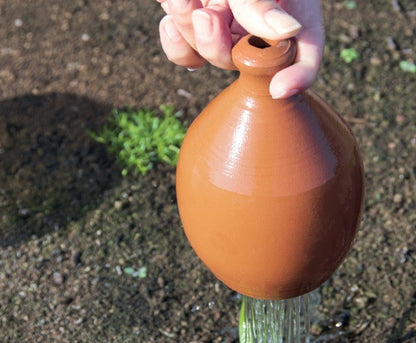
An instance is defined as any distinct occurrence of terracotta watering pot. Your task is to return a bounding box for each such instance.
[176,35,364,300]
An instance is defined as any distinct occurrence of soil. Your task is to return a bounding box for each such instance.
[0,0,415,342]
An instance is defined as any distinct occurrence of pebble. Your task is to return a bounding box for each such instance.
[53,271,64,285]
[101,65,110,76]
[74,318,83,325]
[177,88,193,99]
[99,12,110,20]
[393,193,403,203]
[391,0,401,11]
[395,247,409,263]
[395,115,405,124]
[386,37,398,51]
[333,310,350,328]
[114,200,123,210]
[354,296,367,309]
[71,250,82,266]
[81,33,90,42]
[14,18,23,27]
[348,25,360,39]
[18,208,32,218]
[370,57,382,66]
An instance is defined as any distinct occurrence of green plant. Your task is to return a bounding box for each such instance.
[343,0,357,10]
[88,105,187,175]
[340,48,360,63]
[399,60,416,73]
[124,266,147,278]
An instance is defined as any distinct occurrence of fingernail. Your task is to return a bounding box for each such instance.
[193,10,212,41]
[271,88,299,99]
[163,16,182,42]
[264,9,301,36]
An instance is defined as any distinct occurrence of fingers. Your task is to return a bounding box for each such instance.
[159,6,235,70]
[166,0,202,49]
[228,0,301,40]
[269,0,325,98]
[192,9,235,69]
[159,15,206,69]
[158,0,324,89]
[270,24,325,98]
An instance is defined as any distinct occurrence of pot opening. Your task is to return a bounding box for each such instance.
[248,36,271,49]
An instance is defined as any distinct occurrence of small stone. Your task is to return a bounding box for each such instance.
[388,142,396,150]
[53,272,64,285]
[115,234,123,245]
[74,318,83,325]
[157,277,165,288]
[102,65,110,76]
[310,322,325,336]
[395,247,409,263]
[18,208,32,218]
[81,33,90,42]
[333,310,350,328]
[370,57,382,66]
[114,200,123,210]
[391,0,401,11]
[350,284,359,293]
[339,33,352,44]
[71,250,82,266]
[386,37,398,51]
[14,18,23,27]
[354,296,367,309]
[99,12,110,20]
[393,193,403,203]
[395,115,405,124]
[348,25,360,39]
[177,88,193,99]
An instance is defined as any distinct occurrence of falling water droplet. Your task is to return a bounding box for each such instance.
[191,304,200,312]
[239,293,311,343]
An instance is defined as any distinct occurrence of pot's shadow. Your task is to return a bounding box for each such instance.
[0,92,121,247]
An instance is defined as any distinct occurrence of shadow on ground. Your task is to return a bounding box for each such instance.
[387,291,416,343]
[0,92,121,247]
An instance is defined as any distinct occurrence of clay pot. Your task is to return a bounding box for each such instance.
[176,35,364,300]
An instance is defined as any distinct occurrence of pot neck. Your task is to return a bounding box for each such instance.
[232,35,297,97]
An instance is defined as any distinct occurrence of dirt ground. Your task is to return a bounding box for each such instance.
[0,0,415,342]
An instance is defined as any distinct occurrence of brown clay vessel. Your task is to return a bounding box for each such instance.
[176,35,365,300]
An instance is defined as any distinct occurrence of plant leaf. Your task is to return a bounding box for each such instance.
[399,60,416,73]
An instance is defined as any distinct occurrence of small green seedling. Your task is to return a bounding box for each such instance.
[124,266,147,278]
[88,105,187,175]
[343,0,357,10]
[340,48,360,63]
[399,60,416,73]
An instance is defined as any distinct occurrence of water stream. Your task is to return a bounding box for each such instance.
[239,294,311,343]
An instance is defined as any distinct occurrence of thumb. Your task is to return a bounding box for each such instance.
[228,0,301,40]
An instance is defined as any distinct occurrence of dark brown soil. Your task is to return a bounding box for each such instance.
[0,0,415,342]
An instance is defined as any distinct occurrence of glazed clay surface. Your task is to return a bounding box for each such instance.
[176,35,364,300]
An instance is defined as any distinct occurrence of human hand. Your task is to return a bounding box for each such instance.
[157,0,324,99]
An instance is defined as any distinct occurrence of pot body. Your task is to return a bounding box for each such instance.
[176,84,364,300]
[176,35,364,300]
